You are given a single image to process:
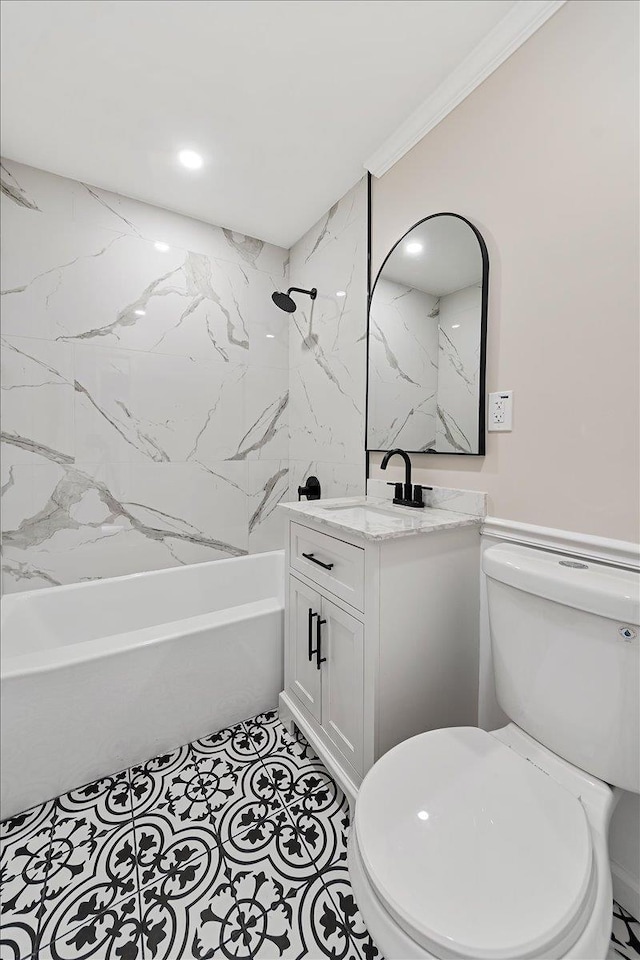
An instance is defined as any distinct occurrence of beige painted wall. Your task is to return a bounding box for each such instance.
[369,0,639,542]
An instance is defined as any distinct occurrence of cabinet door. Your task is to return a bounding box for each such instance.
[288,576,323,722]
[320,597,364,774]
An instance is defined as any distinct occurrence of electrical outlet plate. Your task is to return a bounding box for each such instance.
[488,391,513,431]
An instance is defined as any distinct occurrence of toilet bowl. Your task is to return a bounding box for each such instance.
[348,544,639,960]
[348,724,616,959]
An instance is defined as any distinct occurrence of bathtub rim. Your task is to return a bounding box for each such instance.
[1,596,284,680]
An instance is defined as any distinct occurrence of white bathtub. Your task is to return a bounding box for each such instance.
[0,550,284,820]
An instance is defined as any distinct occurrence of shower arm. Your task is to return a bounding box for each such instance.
[287,286,317,300]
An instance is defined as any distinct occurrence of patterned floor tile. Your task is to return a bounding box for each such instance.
[611,902,640,960]
[129,743,213,827]
[137,841,241,960]
[36,817,138,954]
[284,782,380,960]
[220,818,361,960]
[192,723,262,766]
[53,770,133,832]
[0,802,56,958]
[245,713,335,811]
[2,711,638,960]
[0,802,56,848]
[36,894,141,960]
[129,811,221,891]
[190,728,286,845]
[244,713,320,771]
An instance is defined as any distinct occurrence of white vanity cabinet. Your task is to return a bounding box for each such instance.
[278,499,482,804]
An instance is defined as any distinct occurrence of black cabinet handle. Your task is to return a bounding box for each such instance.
[302,552,334,571]
[307,607,318,661]
[316,617,327,670]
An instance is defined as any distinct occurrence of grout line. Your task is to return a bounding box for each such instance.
[31,802,59,957]
[126,766,146,960]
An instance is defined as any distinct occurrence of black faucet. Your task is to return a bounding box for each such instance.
[380,448,430,508]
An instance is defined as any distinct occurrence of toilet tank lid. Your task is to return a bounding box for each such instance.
[483,544,639,624]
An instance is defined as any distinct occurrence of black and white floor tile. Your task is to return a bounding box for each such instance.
[0,711,638,960]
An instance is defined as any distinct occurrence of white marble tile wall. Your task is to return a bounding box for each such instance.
[435,284,482,453]
[367,276,439,451]
[1,159,290,592]
[287,178,367,501]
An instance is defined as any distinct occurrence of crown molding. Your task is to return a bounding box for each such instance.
[365,0,566,178]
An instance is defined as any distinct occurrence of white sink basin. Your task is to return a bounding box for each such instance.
[317,501,424,530]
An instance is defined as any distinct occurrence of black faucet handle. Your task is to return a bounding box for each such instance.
[387,482,403,500]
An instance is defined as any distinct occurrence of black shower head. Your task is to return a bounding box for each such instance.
[272,291,297,313]
[271,286,317,313]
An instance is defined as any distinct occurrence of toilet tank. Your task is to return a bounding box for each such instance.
[483,543,639,793]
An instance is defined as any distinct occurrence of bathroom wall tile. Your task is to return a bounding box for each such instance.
[1,158,289,279]
[0,158,74,221]
[1,207,261,367]
[240,366,289,462]
[1,455,248,591]
[288,215,367,370]
[289,342,365,464]
[288,179,366,282]
[288,461,365,503]
[289,302,366,370]
[287,177,367,498]
[247,460,289,554]
[0,445,70,591]
[1,336,75,463]
[73,344,247,466]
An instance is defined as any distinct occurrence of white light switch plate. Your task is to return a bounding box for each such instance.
[488,391,513,431]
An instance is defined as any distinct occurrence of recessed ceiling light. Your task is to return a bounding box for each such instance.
[405,241,423,255]
[134,309,146,316]
[336,290,346,298]
[178,149,203,170]
[266,334,275,339]
[452,323,460,329]
[417,810,429,821]
[154,241,170,252]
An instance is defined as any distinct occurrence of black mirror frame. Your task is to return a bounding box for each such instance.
[365,206,489,458]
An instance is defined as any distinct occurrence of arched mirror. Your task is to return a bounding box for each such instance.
[366,213,488,455]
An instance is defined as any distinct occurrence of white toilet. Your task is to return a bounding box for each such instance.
[348,543,639,960]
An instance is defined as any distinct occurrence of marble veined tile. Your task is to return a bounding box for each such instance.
[1,157,289,279]
[288,460,365,503]
[1,206,286,367]
[1,453,248,591]
[290,301,366,370]
[247,460,289,554]
[239,366,289,462]
[73,344,246,466]
[1,336,75,463]
[289,342,365,464]
[0,158,74,220]
[289,178,367,281]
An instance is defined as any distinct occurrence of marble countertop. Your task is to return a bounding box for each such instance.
[278,496,481,542]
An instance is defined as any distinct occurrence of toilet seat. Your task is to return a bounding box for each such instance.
[354,727,596,960]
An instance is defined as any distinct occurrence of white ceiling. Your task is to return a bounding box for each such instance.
[381,216,483,296]
[1,0,519,248]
